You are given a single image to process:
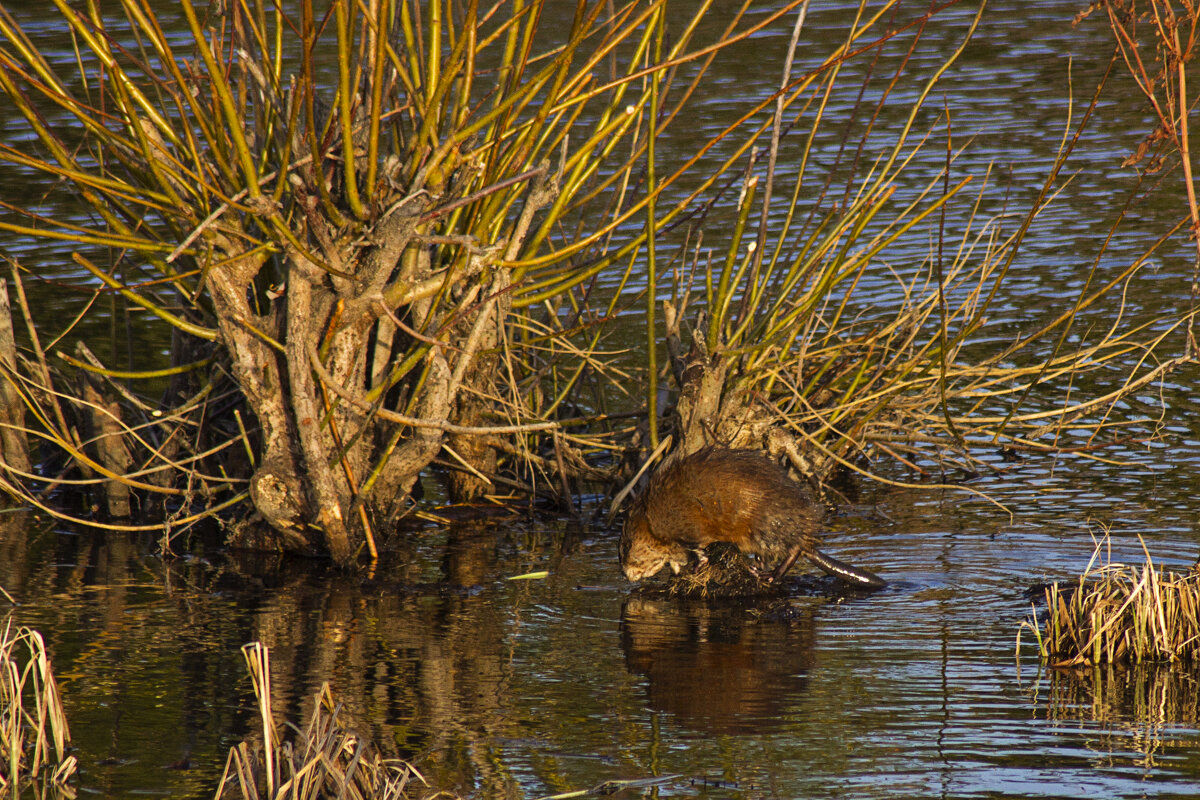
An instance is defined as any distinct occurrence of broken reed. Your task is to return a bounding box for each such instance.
[0,617,75,796]
[1022,549,1200,667]
[215,642,438,800]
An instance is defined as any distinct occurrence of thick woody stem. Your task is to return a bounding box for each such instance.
[286,248,355,564]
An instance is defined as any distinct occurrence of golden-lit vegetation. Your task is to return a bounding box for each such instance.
[0,0,1185,565]
[0,617,75,797]
[215,643,440,800]
[1008,0,1200,678]
[1021,541,1200,666]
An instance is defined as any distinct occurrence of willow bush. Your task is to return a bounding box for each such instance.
[619,0,1186,505]
[0,0,1185,562]
[0,0,819,561]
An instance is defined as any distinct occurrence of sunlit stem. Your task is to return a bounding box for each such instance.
[644,6,665,449]
[335,0,366,219]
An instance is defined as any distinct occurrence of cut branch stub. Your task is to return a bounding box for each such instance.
[81,380,132,518]
[665,302,727,456]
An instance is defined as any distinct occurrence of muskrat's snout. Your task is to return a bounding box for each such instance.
[619,512,687,582]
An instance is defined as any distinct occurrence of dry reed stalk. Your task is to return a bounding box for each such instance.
[215,642,440,800]
[0,618,75,796]
[1020,540,1200,666]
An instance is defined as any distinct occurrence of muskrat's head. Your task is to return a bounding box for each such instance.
[619,506,688,582]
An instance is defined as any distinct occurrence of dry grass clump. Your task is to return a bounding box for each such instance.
[1021,543,1200,667]
[215,643,448,800]
[0,617,76,797]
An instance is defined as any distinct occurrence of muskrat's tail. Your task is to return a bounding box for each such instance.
[804,548,886,589]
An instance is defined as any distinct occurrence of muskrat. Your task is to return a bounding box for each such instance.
[619,447,885,588]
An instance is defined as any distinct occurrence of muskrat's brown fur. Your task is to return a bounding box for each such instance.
[619,447,885,588]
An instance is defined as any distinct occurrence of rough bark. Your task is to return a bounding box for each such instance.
[446,274,507,502]
[207,246,322,553]
[664,302,728,457]
[0,279,29,477]
[81,379,132,517]
[363,227,479,511]
[245,460,311,550]
[285,246,356,563]
[446,391,499,501]
[442,171,554,499]
[370,350,453,506]
[663,301,775,458]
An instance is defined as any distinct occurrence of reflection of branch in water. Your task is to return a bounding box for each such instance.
[218,522,528,798]
[1025,664,1200,768]
[619,594,820,735]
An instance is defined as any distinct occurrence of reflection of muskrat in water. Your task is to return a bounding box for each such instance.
[619,447,885,588]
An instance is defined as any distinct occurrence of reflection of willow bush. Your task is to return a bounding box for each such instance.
[217,643,437,800]
[0,0,1184,561]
